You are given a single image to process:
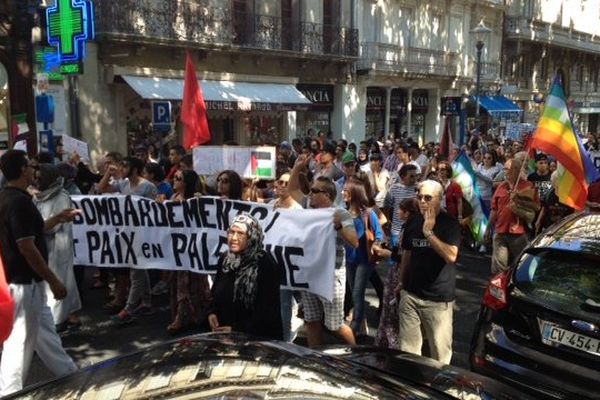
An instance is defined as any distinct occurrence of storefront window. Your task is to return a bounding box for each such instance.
[366,87,385,139]
[296,84,333,138]
[0,63,10,150]
[242,114,284,145]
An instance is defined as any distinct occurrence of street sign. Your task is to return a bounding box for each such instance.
[152,101,172,133]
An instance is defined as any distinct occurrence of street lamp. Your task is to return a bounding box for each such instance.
[471,20,492,133]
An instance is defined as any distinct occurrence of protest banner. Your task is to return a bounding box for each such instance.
[61,135,90,161]
[71,195,336,300]
[192,146,276,179]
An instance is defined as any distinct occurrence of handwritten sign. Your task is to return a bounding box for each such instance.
[61,135,89,161]
[193,146,276,179]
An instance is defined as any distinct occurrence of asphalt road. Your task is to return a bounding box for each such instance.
[23,247,492,388]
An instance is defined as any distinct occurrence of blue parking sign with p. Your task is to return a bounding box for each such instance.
[152,101,171,131]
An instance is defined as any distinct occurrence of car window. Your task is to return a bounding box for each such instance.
[514,250,600,318]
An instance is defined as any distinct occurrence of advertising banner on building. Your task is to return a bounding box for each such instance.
[71,196,337,300]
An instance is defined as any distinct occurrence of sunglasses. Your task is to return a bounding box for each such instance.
[417,194,434,202]
[310,187,327,195]
[174,175,183,181]
[217,178,230,184]
[277,180,289,186]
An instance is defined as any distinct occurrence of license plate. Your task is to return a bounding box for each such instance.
[541,322,600,356]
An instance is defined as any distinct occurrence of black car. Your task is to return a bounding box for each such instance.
[470,212,600,399]
[8,333,530,400]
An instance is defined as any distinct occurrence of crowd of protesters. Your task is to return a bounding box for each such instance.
[3,128,600,396]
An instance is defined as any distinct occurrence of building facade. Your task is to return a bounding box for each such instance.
[503,0,600,134]
[72,0,358,159]
[348,0,505,145]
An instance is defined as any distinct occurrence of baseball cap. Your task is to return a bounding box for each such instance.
[342,151,356,165]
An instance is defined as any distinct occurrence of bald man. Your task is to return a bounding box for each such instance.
[396,179,461,365]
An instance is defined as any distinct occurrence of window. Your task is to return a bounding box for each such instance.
[398,7,412,48]
[523,0,535,17]
[514,250,600,318]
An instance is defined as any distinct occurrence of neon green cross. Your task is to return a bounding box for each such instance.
[47,0,84,56]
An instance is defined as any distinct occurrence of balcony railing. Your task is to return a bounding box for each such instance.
[468,61,501,81]
[505,16,600,55]
[358,42,459,77]
[95,1,358,58]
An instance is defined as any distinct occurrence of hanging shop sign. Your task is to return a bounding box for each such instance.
[367,87,386,111]
[412,90,429,114]
[441,97,462,116]
[46,0,95,73]
[296,84,334,111]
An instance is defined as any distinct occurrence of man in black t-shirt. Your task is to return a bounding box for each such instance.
[0,150,79,396]
[527,153,552,234]
[397,179,461,365]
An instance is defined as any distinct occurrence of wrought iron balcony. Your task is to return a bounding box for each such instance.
[94,1,358,58]
[468,60,501,82]
[505,16,600,55]
[358,42,459,77]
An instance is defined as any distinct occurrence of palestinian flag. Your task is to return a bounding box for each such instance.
[251,151,273,179]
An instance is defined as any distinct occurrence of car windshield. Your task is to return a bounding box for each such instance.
[514,250,600,318]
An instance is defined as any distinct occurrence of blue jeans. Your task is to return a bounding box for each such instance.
[346,262,372,332]
[390,232,400,248]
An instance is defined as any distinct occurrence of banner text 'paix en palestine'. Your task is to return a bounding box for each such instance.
[70,195,337,301]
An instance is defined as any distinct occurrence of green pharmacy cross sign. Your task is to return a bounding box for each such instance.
[46,0,95,65]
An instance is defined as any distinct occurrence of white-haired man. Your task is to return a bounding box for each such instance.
[396,179,461,364]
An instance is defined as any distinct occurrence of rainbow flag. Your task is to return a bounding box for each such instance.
[529,76,599,210]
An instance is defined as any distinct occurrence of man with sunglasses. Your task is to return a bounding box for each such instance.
[288,159,358,347]
[302,177,358,347]
[396,179,461,365]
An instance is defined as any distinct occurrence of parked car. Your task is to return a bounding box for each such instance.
[470,212,600,399]
[8,333,530,400]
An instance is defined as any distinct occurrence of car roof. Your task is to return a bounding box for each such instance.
[531,212,600,255]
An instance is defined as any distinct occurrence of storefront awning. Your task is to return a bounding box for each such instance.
[474,95,523,119]
[122,75,312,112]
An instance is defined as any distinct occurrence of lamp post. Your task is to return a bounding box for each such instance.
[471,20,492,133]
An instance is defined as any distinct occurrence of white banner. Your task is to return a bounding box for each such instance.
[71,195,336,301]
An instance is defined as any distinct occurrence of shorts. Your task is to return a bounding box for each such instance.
[302,267,346,331]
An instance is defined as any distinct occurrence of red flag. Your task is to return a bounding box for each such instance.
[0,247,14,343]
[439,117,454,159]
[181,51,211,149]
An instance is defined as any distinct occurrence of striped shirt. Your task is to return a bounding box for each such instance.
[384,182,417,234]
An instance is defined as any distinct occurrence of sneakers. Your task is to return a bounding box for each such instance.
[111,309,133,323]
[479,244,487,253]
[132,303,154,316]
[151,280,169,296]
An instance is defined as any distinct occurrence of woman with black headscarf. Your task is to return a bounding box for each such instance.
[205,214,283,340]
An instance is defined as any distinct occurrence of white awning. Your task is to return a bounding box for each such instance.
[121,75,311,111]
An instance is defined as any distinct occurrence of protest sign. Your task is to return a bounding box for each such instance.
[61,135,90,161]
[71,195,336,301]
[192,146,276,179]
